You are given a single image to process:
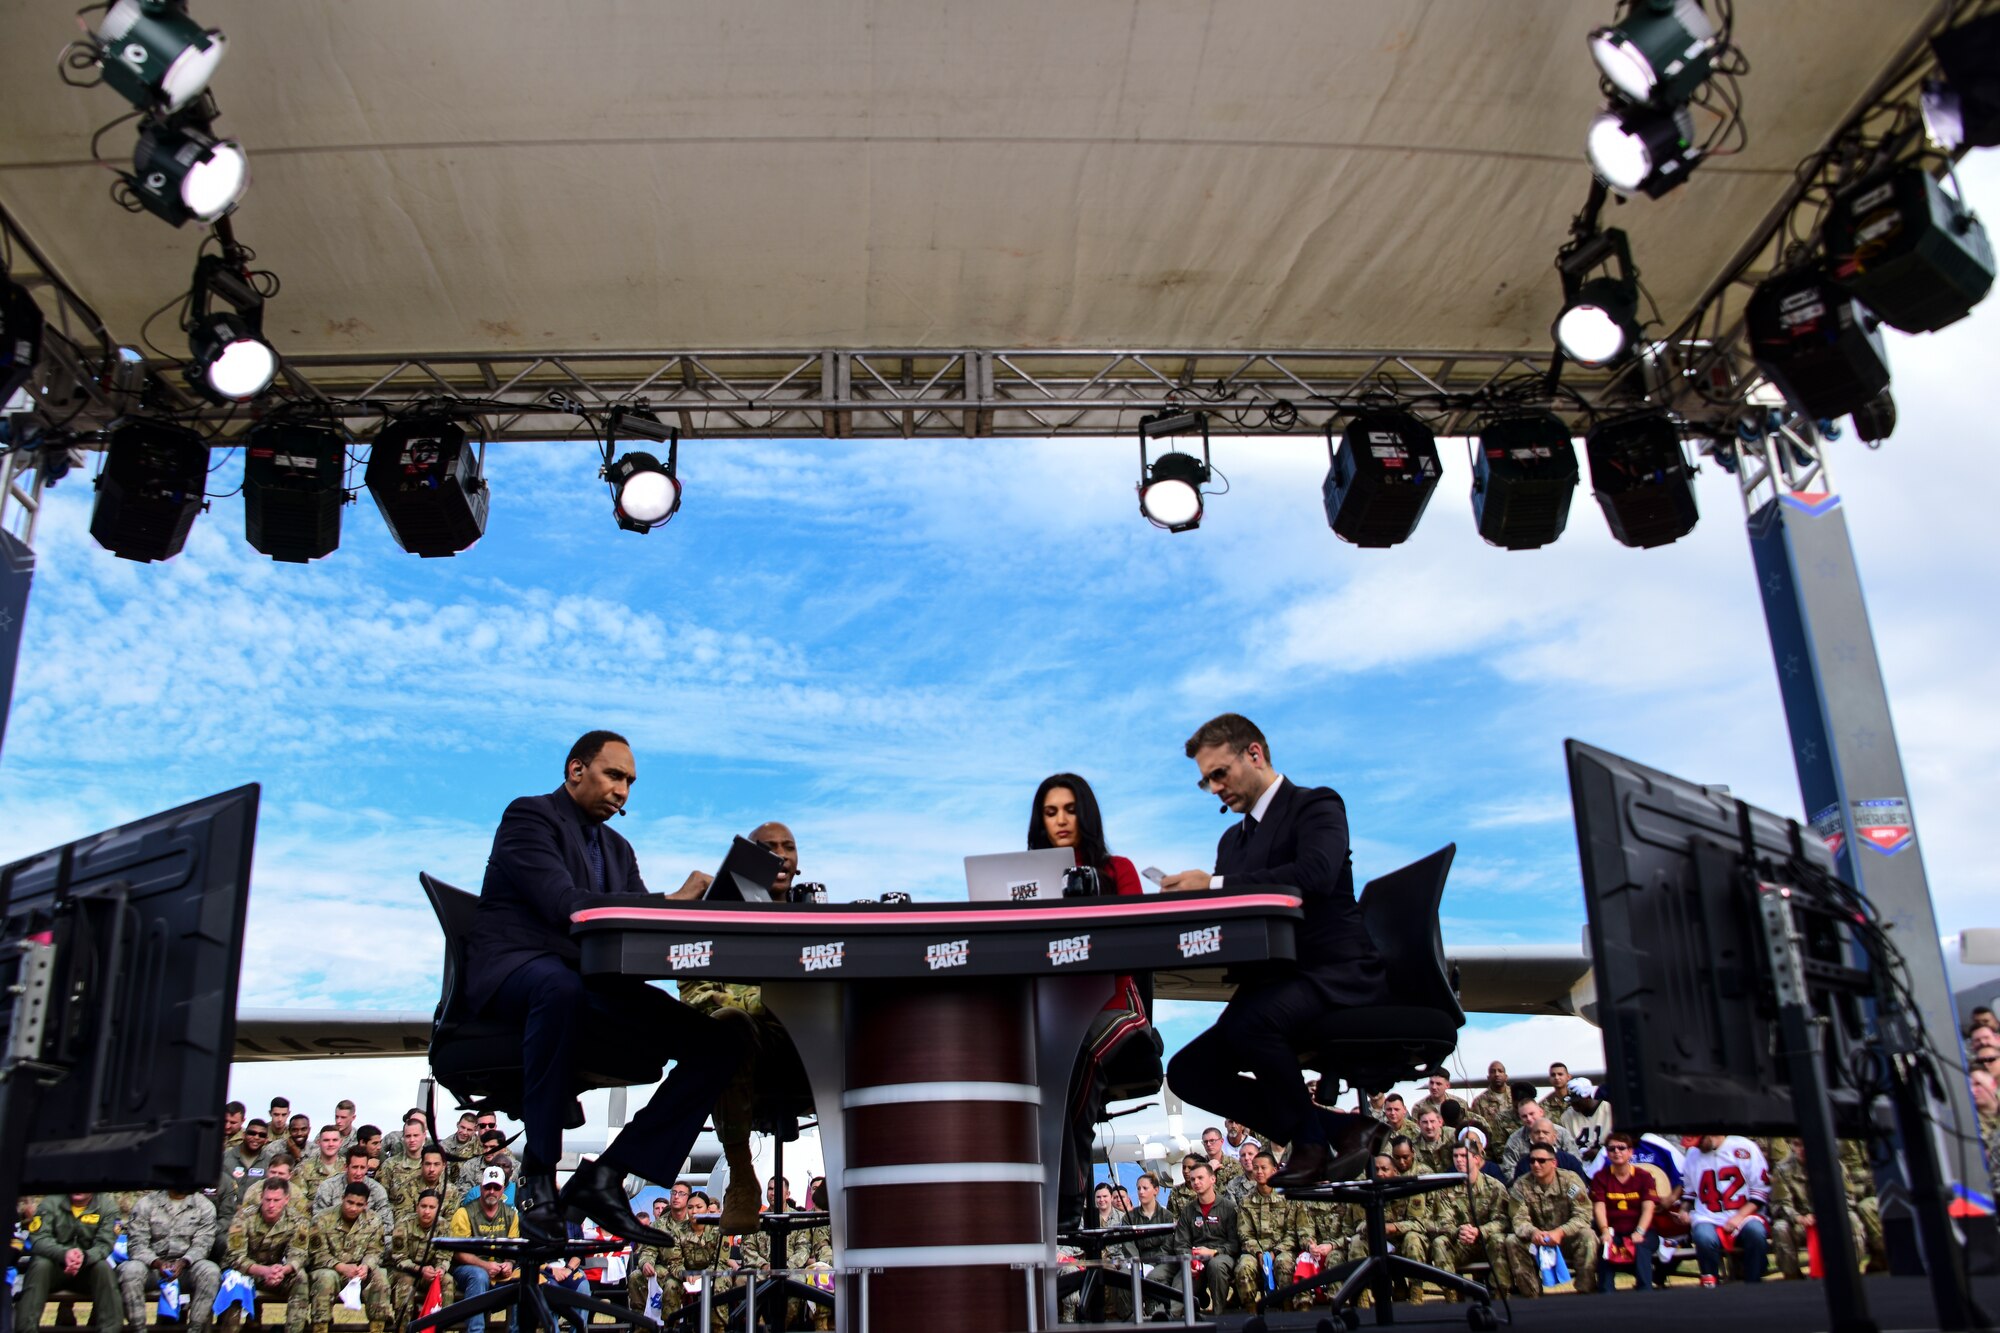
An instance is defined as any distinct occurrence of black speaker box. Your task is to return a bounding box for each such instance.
[365,418,489,557]
[1825,164,1994,333]
[1472,412,1579,550]
[1322,410,1442,548]
[244,422,345,563]
[1586,411,1698,550]
[1747,267,1890,420]
[89,419,209,563]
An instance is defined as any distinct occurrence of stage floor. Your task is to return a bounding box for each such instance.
[1059,1274,2000,1333]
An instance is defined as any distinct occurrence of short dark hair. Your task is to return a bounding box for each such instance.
[1512,1083,1540,1110]
[1254,1151,1279,1169]
[346,1145,373,1163]
[421,1143,446,1162]
[418,1189,441,1204]
[343,1182,371,1199]
[289,1114,310,1129]
[262,1179,291,1196]
[226,1100,246,1116]
[357,1124,382,1142]
[269,1097,289,1110]
[1136,1172,1160,1188]
[567,730,630,776]
[244,1118,269,1133]
[1383,1093,1406,1107]
[1549,1062,1569,1074]
[1440,1101,1464,1128]
[1607,1130,1639,1149]
[1388,1135,1412,1151]
[1183,713,1269,763]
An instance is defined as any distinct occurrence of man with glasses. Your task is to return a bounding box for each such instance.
[1589,1132,1657,1291]
[1504,1146,1595,1296]
[1163,713,1391,1187]
[1200,1128,1244,1191]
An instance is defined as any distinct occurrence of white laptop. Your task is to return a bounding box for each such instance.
[964,848,1077,902]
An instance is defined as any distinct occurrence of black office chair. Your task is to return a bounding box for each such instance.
[1251,844,1500,1331]
[420,871,667,1116]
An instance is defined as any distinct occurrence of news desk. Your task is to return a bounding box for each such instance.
[572,887,1301,1332]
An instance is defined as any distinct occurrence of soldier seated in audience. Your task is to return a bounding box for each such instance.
[218,1120,281,1228]
[1504,1145,1595,1297]
[1199,1127,1244,1192]
[18,1191,123,1333]
[284,1115,314,1164]
[378,1118,429,1200]
[1429,1141,1513,1302]
[1169,1159,1238,1315]
[1233,1150,1302,1313]
[226,1180,309,1333]
[307,1184,394,1333]
[312,1146,394,1237]
[1380,1093,1411,1142]
[1767,1137,1865,1281]
[1346,1152,1430,1307]
[1222,1140,1261,1204]
[296,1128,348,1201]
[1388,1136,1420,1176]
[118,1187,222,1333]
[1412,1073,1465,1124]
[1540,1063,1575,1119]
[1411,1108,1454,1172]
[1469,1063,1518,1146]
[390,1143,465,1223]
[384,1189,455,1321]
[232,1157,309,1230]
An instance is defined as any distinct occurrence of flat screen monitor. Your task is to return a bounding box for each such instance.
[0,784,258,1191]
[1566,740,1876,1136]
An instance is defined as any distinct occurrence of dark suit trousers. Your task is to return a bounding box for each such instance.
[482,956,738,1179]
[1167,973,1361,1149]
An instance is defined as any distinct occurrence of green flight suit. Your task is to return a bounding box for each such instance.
[20,1195,124,1333]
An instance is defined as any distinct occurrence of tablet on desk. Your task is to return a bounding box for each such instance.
[703,836,784,903]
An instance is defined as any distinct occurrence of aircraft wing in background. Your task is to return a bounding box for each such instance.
[234,1009,433,1061]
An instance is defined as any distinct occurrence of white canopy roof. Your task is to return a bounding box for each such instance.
[0,1,1938,365]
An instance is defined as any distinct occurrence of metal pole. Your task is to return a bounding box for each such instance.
[1179,1256,1195,1327]
[697,1270,712,1332]
[0,527,36,763]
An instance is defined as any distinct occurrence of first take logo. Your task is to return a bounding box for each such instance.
[1178,926,1223,958]
[800,942,845,973]
[1047,934,1091,967]
[667,940,715,971]
[926,939,970,970]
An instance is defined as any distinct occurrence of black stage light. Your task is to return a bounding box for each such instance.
[1852,389,1897,444]
[1136,410,1211,533]
[186,310,275,402]
[603,407,682,533]
[2,277,46,406]
[1322,409,1442,548]
[1931,11,2000,148]
[89,416,209,562]
[1470,411,1580,551]
[1823,164,1994,334]
[95,0,228,114]
[1589,0,1718,106]
[1587,102,1700,198]
[243,420,346,563]
[126,118,247,227]
[1585,410,1697,549]
[364,416,489,557]
[1554,228,1642,368]
[1746,265,1890,421]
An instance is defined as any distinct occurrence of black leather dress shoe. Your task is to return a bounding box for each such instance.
[1270,1141,1333,1189]
[515,1170,566,1243]
[560,1157,678,1245]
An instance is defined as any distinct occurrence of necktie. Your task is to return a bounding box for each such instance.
[1241,813,1259,841]
[584,823,607,893]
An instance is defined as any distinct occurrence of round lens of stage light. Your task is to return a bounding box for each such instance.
[1555,302,1629,368]
[1587,112,1652,193]
[1140,477,1201,529]
[158,30,228,111]
[619,470,679,525]
[1589,29,1655,103]
[181,140,248,222]
[205,335,277,400]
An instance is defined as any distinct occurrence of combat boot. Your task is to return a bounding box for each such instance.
[720,1141,762,1234]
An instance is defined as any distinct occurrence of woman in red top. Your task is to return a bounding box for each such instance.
[1029,773,1155,1228]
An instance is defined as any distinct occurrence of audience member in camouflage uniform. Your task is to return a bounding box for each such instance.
[1428,1143,1513,1300]
[1841,1138,1886,1271]
[673,1216,727,1314]
[18,1192,123,1333]
[1768,1138,1866,1281]
[389,1144,465,1222]
[1166,1155,1203,1217]
[377,1119,429,1203]
[307,1184,394,1331]
[1539,1063,1574,1120]
[226,1181,310,1333]
[1411,1073,1466,1124]
[232,1159,310,1231]
[384,1190,455,1322]
[118,1188,222,1333]
[1346,1154,1430,1306]
[311,1147,395,1238]
[1468,1063,1520,1147]
[1199,1126,1245,1191]
[217,1121,282,1223]
[1504,1147,1594,1297]
[785,1203,835,1333]
[294,1129,348,1203]
[1232,1151,1301,1312]
[1410,1110,1455,1173]
[1221,1140,1260,1205]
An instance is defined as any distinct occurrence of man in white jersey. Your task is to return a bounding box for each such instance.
[1682,1135,1770,1286]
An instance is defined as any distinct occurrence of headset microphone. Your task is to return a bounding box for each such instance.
[1219,803,1229,815]
[615,808,627,817]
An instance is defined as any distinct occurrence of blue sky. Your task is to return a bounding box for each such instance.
[4,155,1999,1141]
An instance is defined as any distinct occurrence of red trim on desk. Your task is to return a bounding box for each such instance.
[571,892,1301,928]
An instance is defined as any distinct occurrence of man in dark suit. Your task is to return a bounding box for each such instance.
[468,729,738,1242]
[1162,713,1389,1186]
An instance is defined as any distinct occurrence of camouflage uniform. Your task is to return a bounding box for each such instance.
[307,1206,393,1325]
[1841,1139,1885,1270]
[226,1206,311,1333]
[1411,1095,1466,1124]
[217,1143,283,1222]
[376,1150,428,1205]
[118,1192,222,1330]
[1221,1171,1257,1206]
[383,1213,456,1318]
[1232,1189,1301,1311]
[1539,1088,1571,1121]
[1504,1169,1594,1297]
[18,1194,123,1333]
[1166,1175,1198,1217]
[1346,1192,1431,1305]
[387,1172,465,1223]
[1768,1152,1864,1280]
[679,980,785,1149]
[1468,1088,1520,1146]
[786,1226,835,1330]
[311,1175,394,1239]
[1427,1172,1514,1300]
[293,1156,346,1204]
[674,1223,727,1316]
[1410,1133,1456,1174]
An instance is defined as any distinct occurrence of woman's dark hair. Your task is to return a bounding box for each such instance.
[1027,772,1110,871]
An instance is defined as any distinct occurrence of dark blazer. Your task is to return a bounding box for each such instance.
[464,787,650,1015]
[1214,777,1387,1005]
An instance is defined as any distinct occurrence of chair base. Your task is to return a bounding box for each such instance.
[1261,1252,1496,1326]
[411,1271,659,1333]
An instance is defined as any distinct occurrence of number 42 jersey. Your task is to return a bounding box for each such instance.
[1682,1136,1771,1227]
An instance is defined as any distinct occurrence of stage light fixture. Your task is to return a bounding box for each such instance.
[1585,409,1698,549]
[126,118,247,227]
[1823,163,1994,334]
[1587,102,1700,198]
[1136,410,1211,533]
[1554,228,1642,369]
[1746,265,1890,421]
[186,311,274,401]
[364,416,489,557]
[1470,411,1580,551]
[1930,11,2000,149]
[89,416,209,562]
[243,420,347,563]
[602,407,682,533]
[1851,389,1896,444]
[1,277,46,407]
[95,0,228,114]
[1588,0,1718,106]
[1322,409,1442,548]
